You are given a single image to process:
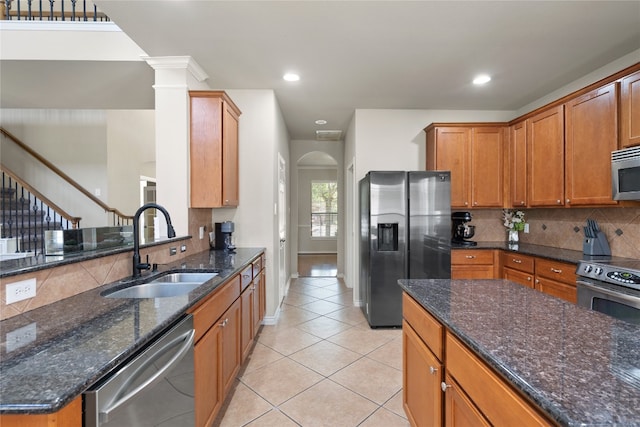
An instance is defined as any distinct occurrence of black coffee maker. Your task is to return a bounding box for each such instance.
[451,212,477,246]
[214,221,236,252]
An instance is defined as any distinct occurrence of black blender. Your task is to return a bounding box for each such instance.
[451,212,477,246]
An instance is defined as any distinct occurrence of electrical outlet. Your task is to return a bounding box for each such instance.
[180,245,187,252]
[170,247,177,256]
[524,223,530,233]
[5,322,36,352]
[6,278,36,304]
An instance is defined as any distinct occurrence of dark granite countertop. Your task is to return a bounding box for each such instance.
[399,278,640,426]
[0,247,264,414]
[453,242,637,266]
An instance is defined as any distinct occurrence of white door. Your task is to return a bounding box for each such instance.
[278,154,287,299]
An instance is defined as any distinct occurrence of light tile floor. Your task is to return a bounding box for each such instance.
[213,277,409,427]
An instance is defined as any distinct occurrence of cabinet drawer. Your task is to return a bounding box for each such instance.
[504,267,534,288]
[240,265,253,290]
[535,258,576,284]
[189,274,241,342]
[445,333,552,426]
[252,255,263,278]
[402,293,443,361]
[452,249,494,265]
[535,277,577,304]
[502,252,535,274]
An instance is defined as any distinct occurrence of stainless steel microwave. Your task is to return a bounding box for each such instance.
[612,146,640,201]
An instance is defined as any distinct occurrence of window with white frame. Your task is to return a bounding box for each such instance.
[311,180,338,238]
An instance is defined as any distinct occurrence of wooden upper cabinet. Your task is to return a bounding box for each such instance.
[471,127,503,207]
[620,70,640,148]
[426,125,503,208]
[565,82,618,206]
[527,105,565,207]
[426,126,471,208]
[509,121,527,208]
[189,91,241,208]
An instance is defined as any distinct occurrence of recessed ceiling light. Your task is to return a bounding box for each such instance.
[315,119,327,125]
[283,73,300,82]
[473,74,491,85]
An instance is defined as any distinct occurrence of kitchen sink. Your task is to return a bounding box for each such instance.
[150,272,218,284]
[102,272,218,298]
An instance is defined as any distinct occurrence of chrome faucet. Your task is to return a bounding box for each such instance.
[132,203,176,278]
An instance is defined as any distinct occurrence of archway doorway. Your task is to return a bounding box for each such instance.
[296,151,338,277]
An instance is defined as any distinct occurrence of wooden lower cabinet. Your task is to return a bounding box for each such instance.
[444,374,491,427]
[0,397,82,427]
[403,292,555,427]
[190,253,265,427]
[403,320,443,427]
[534,258,577,304]
[194,317,223,427]
[535,276,577,303]
[451,249,497,279]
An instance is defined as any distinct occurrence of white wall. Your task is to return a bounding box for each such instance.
[212,89,290,320]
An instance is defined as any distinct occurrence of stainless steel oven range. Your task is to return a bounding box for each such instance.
[576,259,640,325]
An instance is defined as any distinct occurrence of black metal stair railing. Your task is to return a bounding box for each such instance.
[1,0,109,21]
[1,171,80,256]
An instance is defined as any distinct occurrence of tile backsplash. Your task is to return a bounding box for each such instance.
[468,207,640,259]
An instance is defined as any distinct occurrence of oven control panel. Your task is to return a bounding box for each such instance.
[607,271,640,285]
[578,261,640,290]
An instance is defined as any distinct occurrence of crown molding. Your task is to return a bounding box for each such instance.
[142,56,209,82]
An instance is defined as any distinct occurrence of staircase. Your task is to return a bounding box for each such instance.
[1,175,72,257]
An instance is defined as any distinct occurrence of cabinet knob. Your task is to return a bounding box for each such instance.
[219,318,229,327]
[464,202,468,206]
[536,279,540,284]
[566,199,571,204]
[551,268,562,274]
[429,366,438,375]
[513,259,522,264]
[527,276,531,281]
[465,255,475,259]
[473,201,478,206]
[556,200,561,204]
[520,201,525,206]
[441,382,451,392]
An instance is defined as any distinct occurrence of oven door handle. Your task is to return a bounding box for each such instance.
[99,328,195,423]
[577,280,640,307]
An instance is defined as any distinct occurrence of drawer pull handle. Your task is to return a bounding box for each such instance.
[219,318,229,327]
[441,382,451,392]
[465,255,475,259]
[512,259,522,264]
[429,366,438,375]
[551,268,562,274]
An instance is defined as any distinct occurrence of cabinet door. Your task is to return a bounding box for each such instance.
[431,127,471,208]
[220,298,242,396]
[503,267,534,288]
[509,121,527,207]
[443,374,491,427]
[240,286,254,361]
[403,321,443,427]
[565,83,618,206]
[621,70,640,148]
[252,275,262,334]
[471,127,503,207]
[451,265,494,279]
[527,106,565,207]
[190,94,223,208]
[0,397,82,427]
[194,323,222,427]
[222,102,240,206]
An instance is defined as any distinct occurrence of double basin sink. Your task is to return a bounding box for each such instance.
[102,272,218,299]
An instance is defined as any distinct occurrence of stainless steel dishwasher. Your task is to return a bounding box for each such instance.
[84,314,195,427]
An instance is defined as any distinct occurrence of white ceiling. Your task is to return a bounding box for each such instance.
[4,1,640,141]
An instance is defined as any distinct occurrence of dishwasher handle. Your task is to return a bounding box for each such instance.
[99,327,195,424]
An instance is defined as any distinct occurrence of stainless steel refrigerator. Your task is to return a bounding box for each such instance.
[359,171,451,327]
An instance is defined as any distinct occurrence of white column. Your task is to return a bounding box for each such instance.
[143,56,209,236]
